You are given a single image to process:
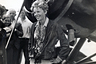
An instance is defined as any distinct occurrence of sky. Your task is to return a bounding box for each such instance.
[0,0,24,11]
[0,0,96,62]
[0,0,24,18]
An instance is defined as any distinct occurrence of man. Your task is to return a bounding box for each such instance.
[4,9,23,64]
[18,8,32,64]
[0,4,8,64]
[30,1,70,64]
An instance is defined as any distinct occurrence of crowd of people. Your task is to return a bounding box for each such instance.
[0,0,72,64]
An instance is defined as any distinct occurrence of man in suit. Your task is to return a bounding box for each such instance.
[0,4,8,64]
[30,1,70,64]
[4,9,23,64]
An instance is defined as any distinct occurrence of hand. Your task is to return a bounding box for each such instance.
[51,59,61,64]
[0,28,2,31]
[14,29,17,31]
[6,33,10,37]
[51,56,62,64]
[3,27,11,32]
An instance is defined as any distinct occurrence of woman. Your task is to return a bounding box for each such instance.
[30,1,70,64]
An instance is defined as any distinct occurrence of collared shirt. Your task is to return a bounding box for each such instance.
[35,17,49,27]
[19,17,33,38]
[34,17,49,45]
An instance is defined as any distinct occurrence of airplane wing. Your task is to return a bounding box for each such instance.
[24,0,96,42]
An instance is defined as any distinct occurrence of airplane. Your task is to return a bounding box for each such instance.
[0,0,96,64]
[24,0,96,39]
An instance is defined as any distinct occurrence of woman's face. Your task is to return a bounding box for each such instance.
[33,7,46,22]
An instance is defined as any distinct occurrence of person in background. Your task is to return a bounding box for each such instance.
[30,1,70,64]
[0,4,8,64]
[18,8,32,64]
[4,9,23,64]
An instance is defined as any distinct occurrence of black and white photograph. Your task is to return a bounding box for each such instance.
[0,0,96,64]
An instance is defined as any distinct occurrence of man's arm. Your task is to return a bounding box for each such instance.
[15,23,23,37]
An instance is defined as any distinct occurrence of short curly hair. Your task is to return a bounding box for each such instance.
[31,1,48,12]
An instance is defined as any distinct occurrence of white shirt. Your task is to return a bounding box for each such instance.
[19,17,33,38]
